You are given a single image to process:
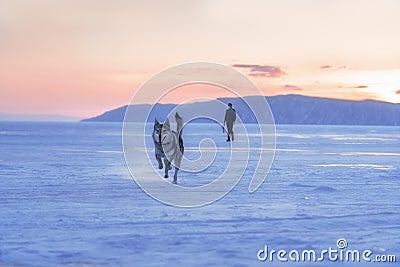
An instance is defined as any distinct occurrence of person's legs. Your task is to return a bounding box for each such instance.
[226,122,233,141]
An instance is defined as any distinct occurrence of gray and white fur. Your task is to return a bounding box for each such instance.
[153,112,184,184]
[153,118,168,170]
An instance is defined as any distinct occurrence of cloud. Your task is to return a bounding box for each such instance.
[248,73,269,77]
[338,85,369,89]
[232,64,286,78]
[320,65,350,70]
[396,90,400,94]
[283,84,302,91]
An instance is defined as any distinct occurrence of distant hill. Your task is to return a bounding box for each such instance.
[82,94,400,126]
[0,113,82,122]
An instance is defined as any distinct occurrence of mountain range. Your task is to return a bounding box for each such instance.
[82,94,400,126]
[0,113,82,122]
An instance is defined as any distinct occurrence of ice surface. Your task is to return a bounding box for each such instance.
[0,122,399,266]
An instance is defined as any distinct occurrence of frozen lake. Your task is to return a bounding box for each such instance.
[0,122,399,266]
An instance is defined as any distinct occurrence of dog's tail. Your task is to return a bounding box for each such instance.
[175,112,183,137]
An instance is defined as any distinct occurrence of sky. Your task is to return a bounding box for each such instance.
[0,0,399,119]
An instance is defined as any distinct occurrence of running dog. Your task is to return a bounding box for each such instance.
[153,112,184,184]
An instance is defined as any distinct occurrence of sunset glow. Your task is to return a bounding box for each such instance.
[0,1,399,118]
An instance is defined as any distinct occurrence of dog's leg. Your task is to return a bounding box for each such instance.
[156,155,163,169]
[173,155,183,184]
[163,157,171,170]
[173,166,179,184]
[164,160,171,178]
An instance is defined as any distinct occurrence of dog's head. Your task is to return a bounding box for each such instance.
[161,118,173,145]
[153,118,163,144]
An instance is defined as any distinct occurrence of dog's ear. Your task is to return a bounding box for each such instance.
[163,118,170,130]
[154,118,159,125]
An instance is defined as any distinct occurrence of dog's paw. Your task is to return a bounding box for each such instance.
[164,175,169,178]
[172,180,177,184]
[158,165,163,169]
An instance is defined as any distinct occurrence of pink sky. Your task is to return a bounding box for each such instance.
[1,1,399,119]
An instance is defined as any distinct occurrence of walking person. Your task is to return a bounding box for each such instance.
[224,103,236,142]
